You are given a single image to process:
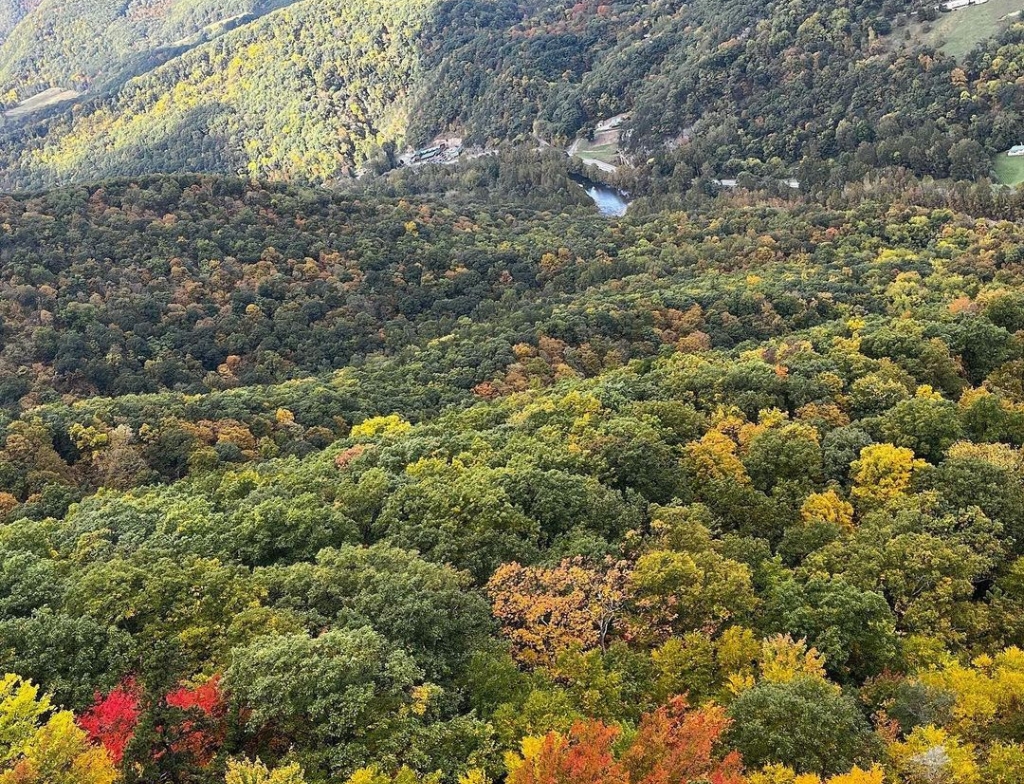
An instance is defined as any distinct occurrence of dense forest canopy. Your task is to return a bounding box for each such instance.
[3,0,1024,782]
[0,163,1022,782]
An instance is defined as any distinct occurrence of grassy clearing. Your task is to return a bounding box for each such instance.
[571,129,622,166]
[3,88,80,121]
[993,152,1024,185]
[916,0,1024,58]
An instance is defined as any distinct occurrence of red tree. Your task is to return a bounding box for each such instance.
[77,678,142,765]
[163,676,226,765]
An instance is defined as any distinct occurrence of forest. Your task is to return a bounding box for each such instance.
[0,0,1023,192]
[3,0,1024,782]
[0,154,1020,783]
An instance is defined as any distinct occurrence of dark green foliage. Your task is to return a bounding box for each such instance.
[727,677,879,776]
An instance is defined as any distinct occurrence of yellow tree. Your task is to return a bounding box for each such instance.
[850,444,926,509]
[0,675,117,784]
[800,490,854,531]
[888,725,979,784]
[681,431,751,485]
[487,558,632,666]
[225,758,308,783]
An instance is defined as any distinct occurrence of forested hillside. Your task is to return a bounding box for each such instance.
[0,166,1023,782]
[4,0,1024,781]
[0,0,296,98]
[2,0,1024,190]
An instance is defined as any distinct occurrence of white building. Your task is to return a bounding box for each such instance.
[1008,145,1024,157]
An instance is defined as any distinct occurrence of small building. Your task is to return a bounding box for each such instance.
[413,146,443,162]
[1008,145,1024,157]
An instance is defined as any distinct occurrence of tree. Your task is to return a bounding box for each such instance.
[727,676,878,776]
[506,721,628,784]
[224,627,423,776]
[164,677,226,766]
[628,549,756,641]
[620,697,744,784]
[0,612,131,710]
[258,544,492,682]
[743,423,822,494]
[0,711,118,784]
[0,676,51,766]
[761,578,898,681]
[887,725,979,784]
[506,697,744,784]
[850,444,926,509]
[0,675,117,784]
[800,491,854,531]
[374,461,540,581]
[984,743,1024,784]
[879,391,963,464]
[225,758,308,784]
[78,678,141,765]
[487,558,631,666]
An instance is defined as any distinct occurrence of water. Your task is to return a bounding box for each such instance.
[571,175,630,216]
[584,183,630,216]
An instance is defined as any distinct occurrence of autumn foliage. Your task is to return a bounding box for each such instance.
[77,679,142,765]
[78,676,226,768]
[487,558,632,666]
[506,697,743,784]
[164,677,227,765]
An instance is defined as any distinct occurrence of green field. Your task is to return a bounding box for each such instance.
[916,0,1024,58]
[993,151,1024,185]
[569,129,622,166]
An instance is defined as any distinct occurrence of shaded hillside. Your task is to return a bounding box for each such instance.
[1,0,1023,191]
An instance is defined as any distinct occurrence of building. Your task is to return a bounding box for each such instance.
[1008,145,1024,157]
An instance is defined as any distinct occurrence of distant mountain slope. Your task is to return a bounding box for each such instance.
[0,0,297,101]
[0,0,33,44]
[1,0,432,186]
[0,0,1022,191]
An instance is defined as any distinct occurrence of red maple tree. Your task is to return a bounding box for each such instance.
[163,676,226,765]
[78,678,142,765]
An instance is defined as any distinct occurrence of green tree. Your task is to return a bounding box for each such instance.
[727,676,878,776]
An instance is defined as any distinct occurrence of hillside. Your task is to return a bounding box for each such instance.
[0,172,1023,782]
[3,0,1024,782]
[2,0,1024,191]
[0,0,33,43]
[0,0,297,99]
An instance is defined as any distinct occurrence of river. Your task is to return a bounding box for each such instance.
[571,175,630,217]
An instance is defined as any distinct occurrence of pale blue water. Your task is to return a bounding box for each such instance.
[584,183,629,216]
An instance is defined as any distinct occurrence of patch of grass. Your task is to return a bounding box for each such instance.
[993,151,1024,185]
[571,129,622,166]
[916,0,1024,58]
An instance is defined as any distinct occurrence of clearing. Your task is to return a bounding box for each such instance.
[993,151,1024,186]
[914,0,1024,58]
[568,114,629,172]
[3,87,81,121]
